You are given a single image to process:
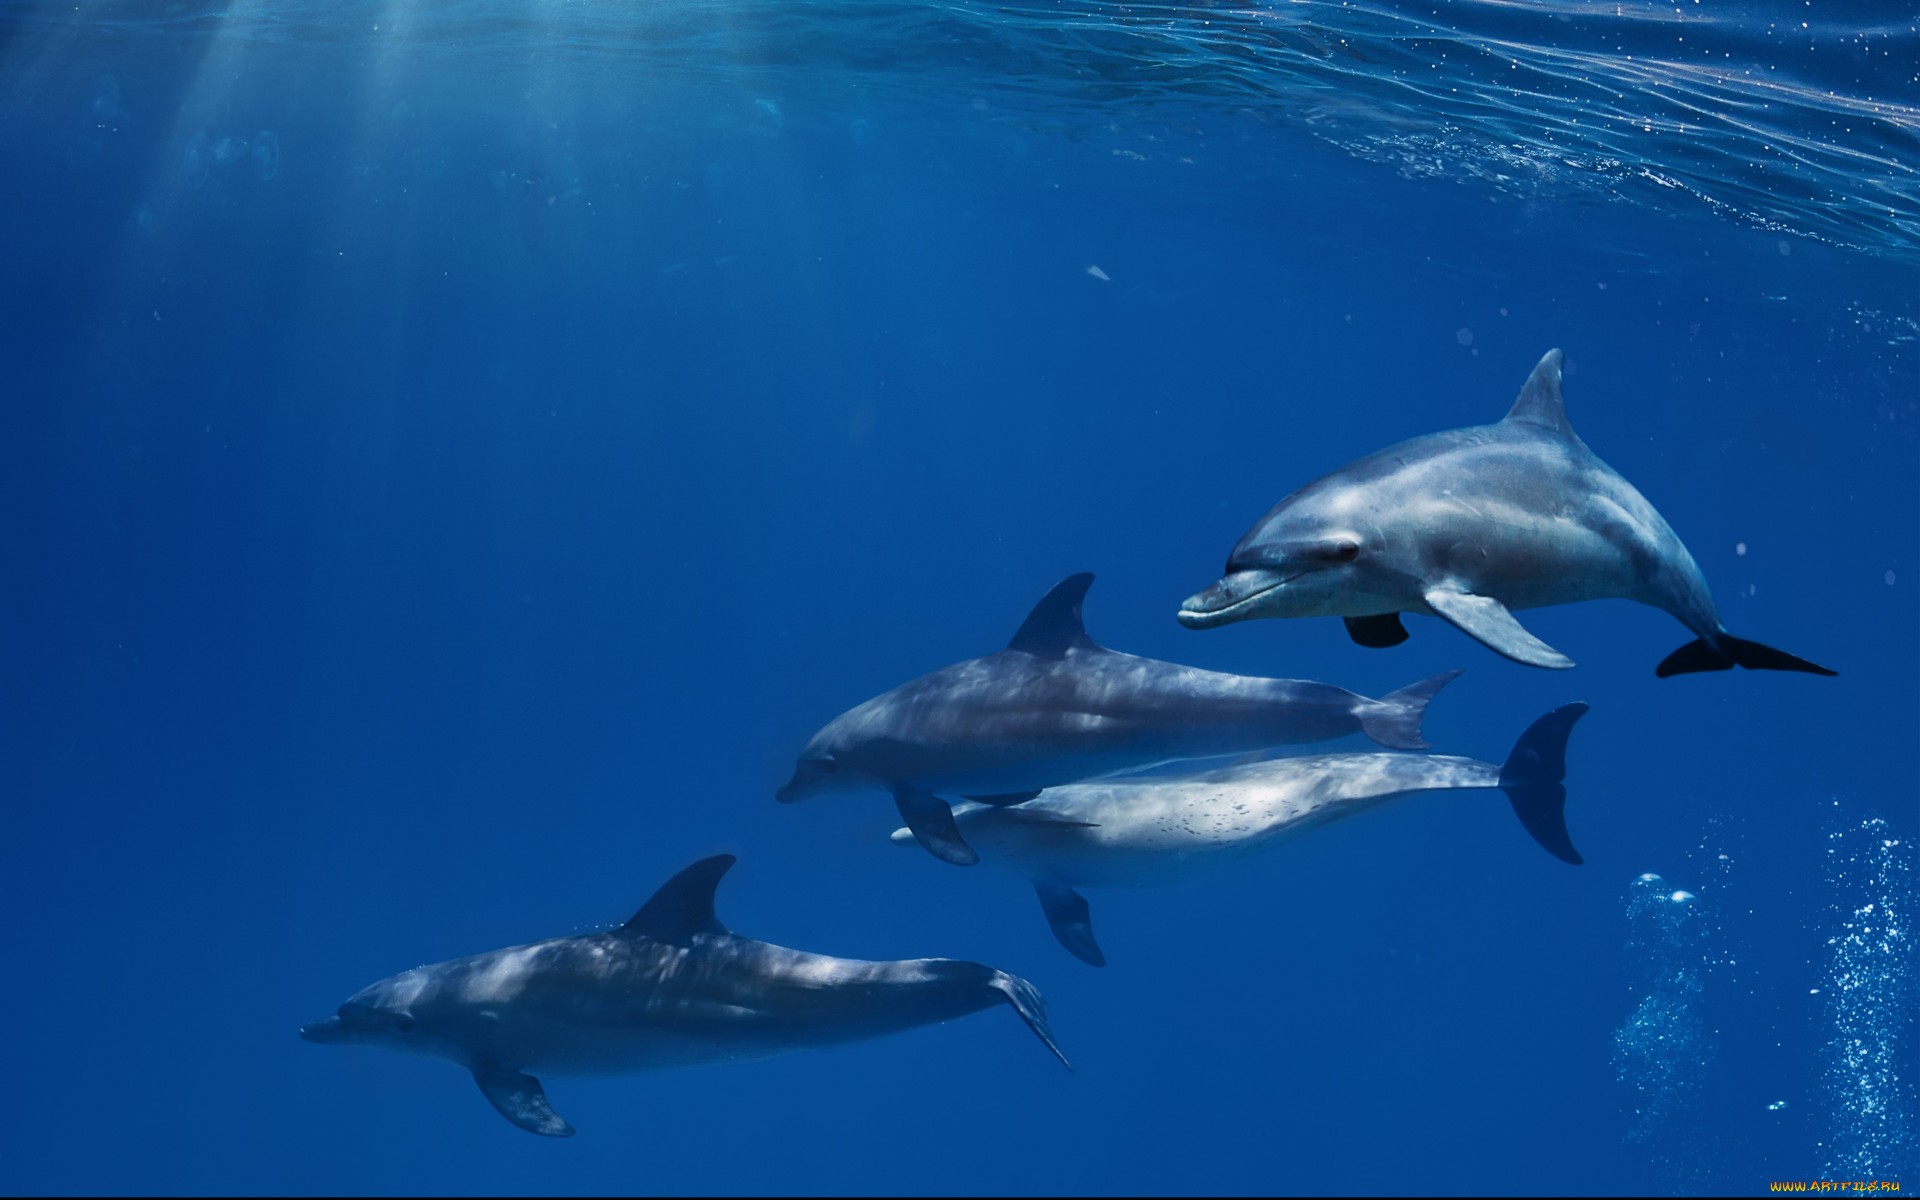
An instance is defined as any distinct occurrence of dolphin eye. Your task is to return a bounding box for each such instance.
[1334,540,1360,561]
[813,758,838,774]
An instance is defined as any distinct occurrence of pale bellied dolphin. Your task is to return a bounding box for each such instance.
[779,572,1461,867]
[890,704,1588,966]
[1177,349,1836,678]
[300,855,1068,1136]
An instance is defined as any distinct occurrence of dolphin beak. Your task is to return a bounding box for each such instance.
[774,776,803,804]
[1176,569,1291,629]
[300,1016,345,1043]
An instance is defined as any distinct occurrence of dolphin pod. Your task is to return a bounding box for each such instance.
[890,704,1589,966]
[306,347,1833,1136]
[1177,348,1836,678]
[302,855,1068,1136]
[779,571,1461,866]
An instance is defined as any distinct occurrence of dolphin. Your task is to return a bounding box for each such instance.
[300,855,1069,1136]
[778,572,1461,867]
[890,704,1589,966]
[1176,349,1836,678]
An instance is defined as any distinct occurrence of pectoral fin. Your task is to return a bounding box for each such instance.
[1423,589,1574,669]
[1035,882,1105,967]
[1344,613,1409,648]
[474,1065,574,1137]
[893,786,979,866]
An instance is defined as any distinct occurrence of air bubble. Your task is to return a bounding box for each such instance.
[183,131,210,187]
[88,73,123,121]
[252,131,279,180]
[1614,871,1710,1148]
[1817,812,1914,1179]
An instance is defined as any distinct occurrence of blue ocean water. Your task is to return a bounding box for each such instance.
[2,0,1915,1193]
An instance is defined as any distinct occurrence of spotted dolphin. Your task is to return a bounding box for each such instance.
[891,704,1588,966]
[779,572,1461,866]
[300,855,1068,1136]
[1177,349,1835,678]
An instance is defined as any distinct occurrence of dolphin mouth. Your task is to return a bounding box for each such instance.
[1176,570,1296,629]
[300,1016,344,1043]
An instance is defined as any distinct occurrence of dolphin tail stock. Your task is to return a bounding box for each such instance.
[988,969,1073,1072]
[1494,702,1589,866]
[1358,668,1464,751]
[1654,632,1837,679]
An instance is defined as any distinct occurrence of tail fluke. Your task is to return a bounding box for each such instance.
[1496,703,1589,865]
[1360,668,1465,750]
[1656,633,1837,678]
[991,971,1073,1071]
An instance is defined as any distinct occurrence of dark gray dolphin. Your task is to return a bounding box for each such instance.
[779,572,1461,866]
[300,855,1068,1137]
[892,705,1588,966]
[1177,349,1835,678]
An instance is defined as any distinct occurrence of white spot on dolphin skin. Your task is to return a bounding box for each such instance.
[1324,487,1367,516]
[1086,264,1110,282]
[464,946,543,1003]
[384,970,430,1010]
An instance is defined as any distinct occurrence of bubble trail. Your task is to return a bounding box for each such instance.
[1611,872,1710,1150]
[1818,814,1915,1181]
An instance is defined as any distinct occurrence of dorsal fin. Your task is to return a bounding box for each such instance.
[620,854,734,943]
[1503,348,1577,440]
[1006,572,1098,657]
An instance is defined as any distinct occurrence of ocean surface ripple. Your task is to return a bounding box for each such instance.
[19,0,1918,258]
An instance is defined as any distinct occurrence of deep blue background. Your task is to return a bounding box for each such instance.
[2,3,1915,1195]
